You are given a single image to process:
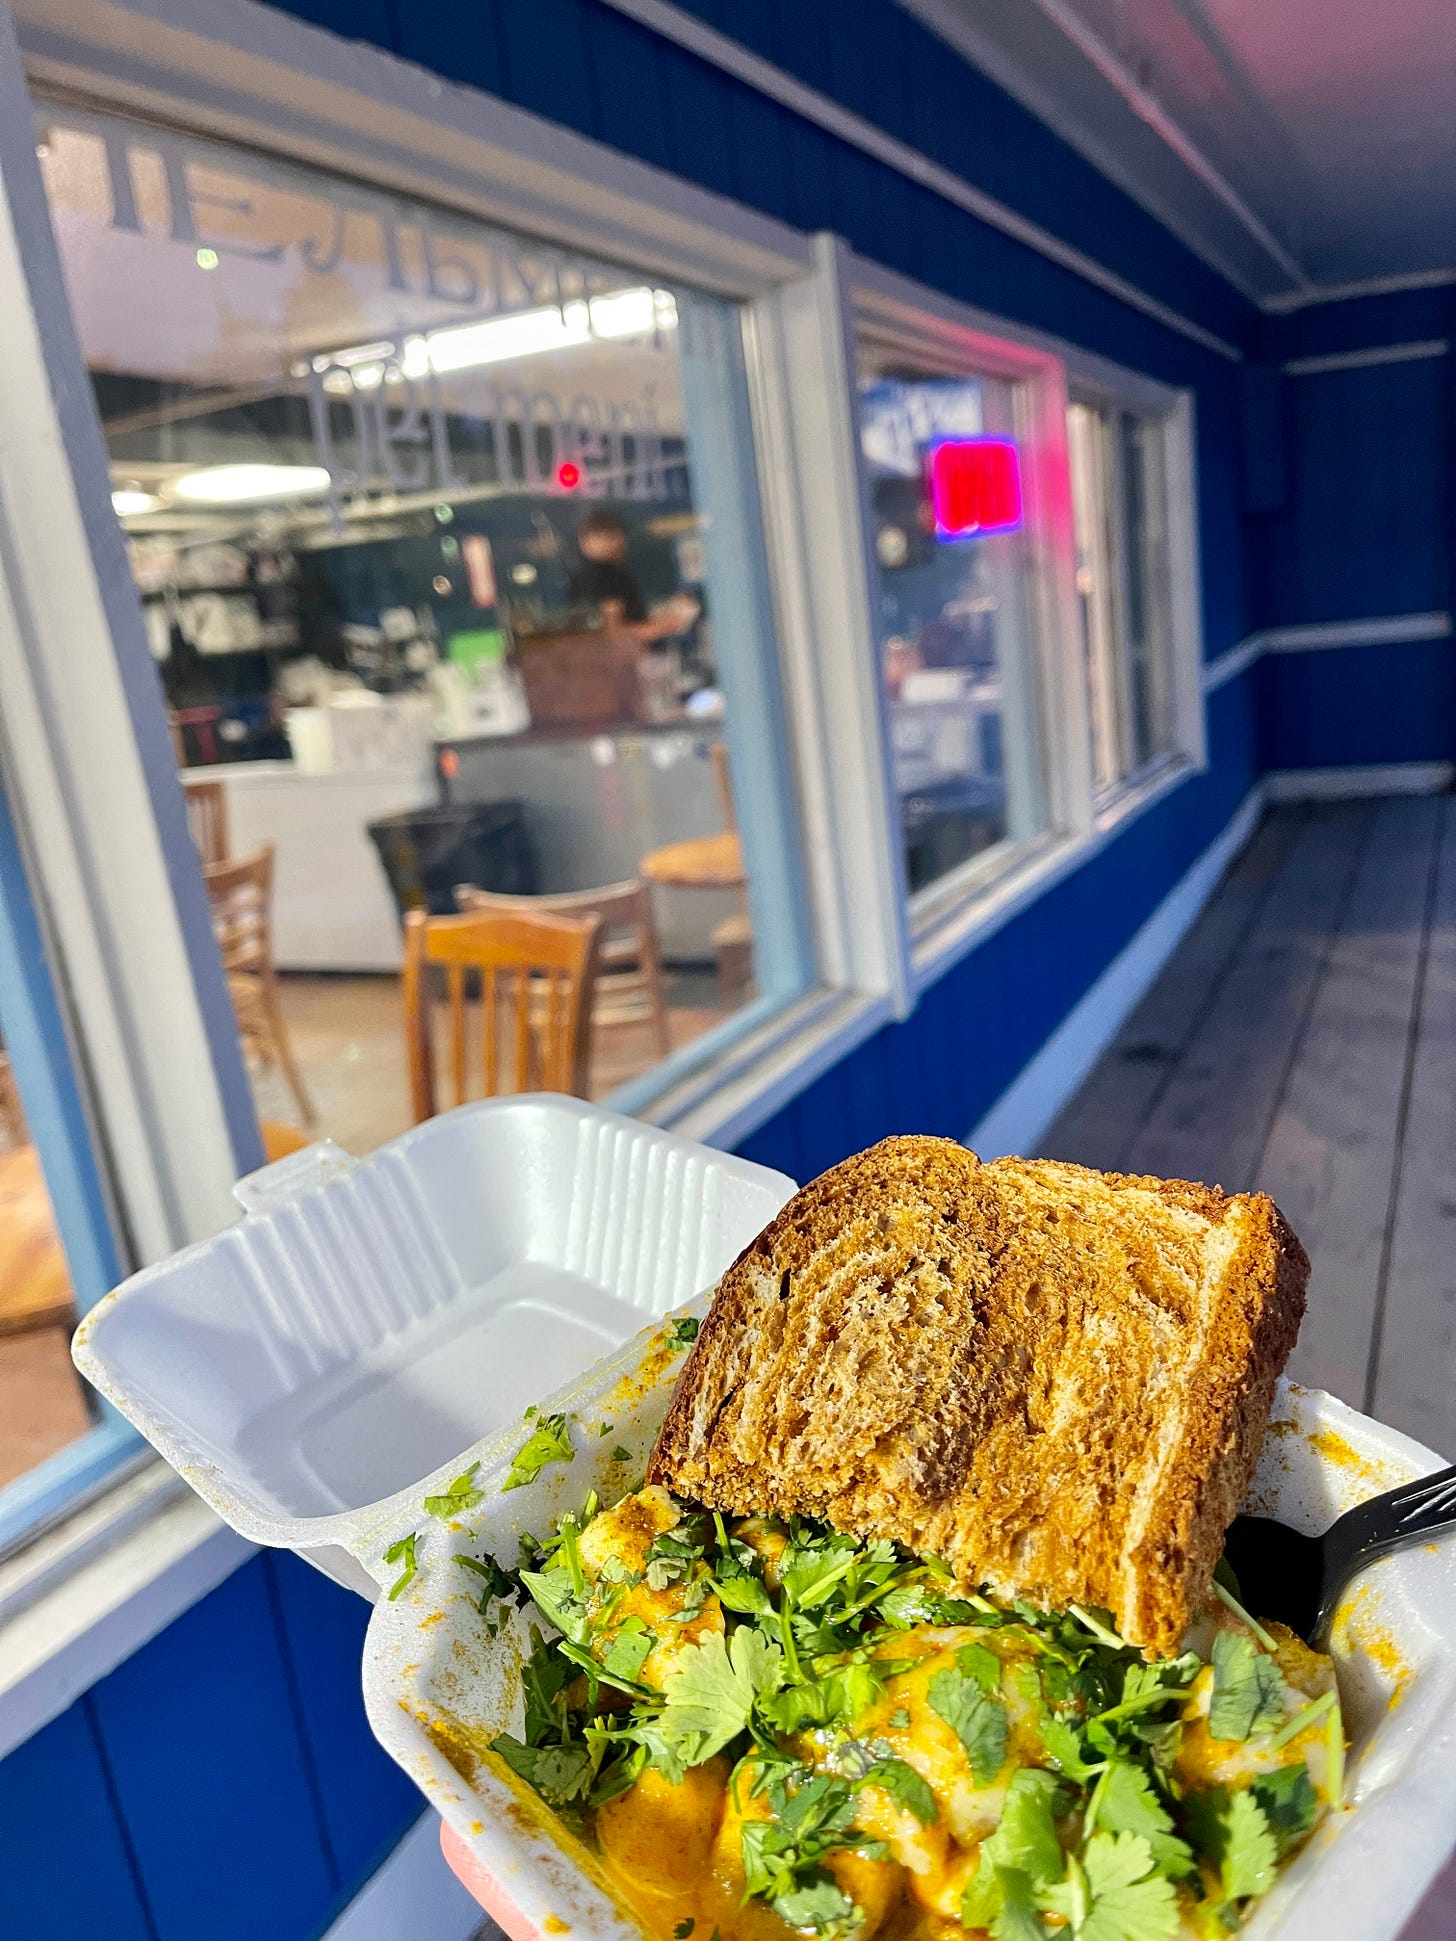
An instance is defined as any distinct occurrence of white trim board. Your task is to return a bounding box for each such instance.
[1283,341,1449,377]
[1263,268,1456,315]
[1201,612,1454,694]
[595,0,1241,361]
[322,1813,484,1941]
[1265,763,1455,802]
[0,1466,253,1762]
[967,783,1263,1159]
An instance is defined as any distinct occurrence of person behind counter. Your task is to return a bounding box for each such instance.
[567,507,649,626]
[567,508,701,647]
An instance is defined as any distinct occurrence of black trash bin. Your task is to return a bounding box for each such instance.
[367,801,538,917]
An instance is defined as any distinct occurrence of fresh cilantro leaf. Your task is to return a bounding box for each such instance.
[598,1421,614,1437]
[668,1317,701,1348]
[1208,1631,1286,1741]
[502,1412,574,1491]
[490,1734,593,1806]
[888,1707,911,1730]
[611,1446,633,1463]
[1038,1710,1098,1783]
[383,1532,418,1600]
[974,1863,1056,1941]
[424,1462,484,1520]
[1250,1763,1319,1858]
[1096,1762,1195,1880]
[454,1551,514,1604]
[773,1874,860,1936]
[928,1664,1009,1784]
[1042,1833,1179,1941]
[519,1565,589,1645]
[674,1922,695,1939]
[645,1527,704,1592]
[740,1772,880,1936]
[761,1662,883,1734]
[864,1756,937,1826]
[602,1618,657,1686]
[980,1769,1066,1888]
[1219,1791,1278,1902]
[519,1624,573,1744]
[957,1641,1003,1695]
[1184,1786,1279,1905]
[658,1626,785,1765]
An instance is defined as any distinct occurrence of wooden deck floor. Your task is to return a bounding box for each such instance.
[1045,794,1456,1462]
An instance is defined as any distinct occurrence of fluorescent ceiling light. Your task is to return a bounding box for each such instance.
[319,287,675,385]
[111,486,160,517]
[171,463,333,505]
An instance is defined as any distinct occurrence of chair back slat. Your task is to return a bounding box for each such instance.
[185,776,230,865]
[453,878,668,1058]
[402,907,603,1122]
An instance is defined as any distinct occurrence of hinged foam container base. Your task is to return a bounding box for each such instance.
[361,1343,1456,1941]
[74,1098,1456,1938]
[73,1096,794,1597]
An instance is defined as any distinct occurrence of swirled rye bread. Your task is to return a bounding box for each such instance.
[648,1137,1308,1657]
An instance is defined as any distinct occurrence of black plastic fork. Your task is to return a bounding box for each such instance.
[1223,1463,1456,1643]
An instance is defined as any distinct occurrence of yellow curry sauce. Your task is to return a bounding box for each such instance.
[490,1488,1342,1941]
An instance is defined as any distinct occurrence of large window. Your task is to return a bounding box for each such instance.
[37,103,810,1155]
[856,345,1048,910]
[1067,398,1176,798]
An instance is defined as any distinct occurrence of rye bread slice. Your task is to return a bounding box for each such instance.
[648,1137,1308,1656]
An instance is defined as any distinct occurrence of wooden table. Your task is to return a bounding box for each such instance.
[639,829,745,890]
[639,831,751,988]
[0,1122,313,1337]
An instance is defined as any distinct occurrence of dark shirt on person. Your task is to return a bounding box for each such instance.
[567,558,648,624]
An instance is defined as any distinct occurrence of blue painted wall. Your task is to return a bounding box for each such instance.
[1242,288,1455,772]
[9,2,1452,1934]
[5,1554,420,1941]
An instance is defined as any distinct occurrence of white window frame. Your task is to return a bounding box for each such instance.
[836,257,1207,995]
[1065,365,1208,810]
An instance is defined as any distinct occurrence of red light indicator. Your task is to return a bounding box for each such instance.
[556,460,582,490]
[927,438,1022,540]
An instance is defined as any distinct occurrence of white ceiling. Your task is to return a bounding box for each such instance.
[901,0,1456,304]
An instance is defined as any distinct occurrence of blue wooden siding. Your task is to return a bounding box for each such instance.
[8,3,1452,1934]
[6,1557,420,1941]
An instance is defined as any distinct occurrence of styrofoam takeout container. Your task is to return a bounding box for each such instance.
[76,1099,1456,1940]
[74,1095,794,1597]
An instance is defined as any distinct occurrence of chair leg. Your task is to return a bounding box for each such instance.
[260,973,315,1125]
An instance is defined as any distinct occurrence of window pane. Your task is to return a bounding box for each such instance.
[38,104,804,1146]
[858,350,1046,903]
[1068,397,1176,797]
[1118,411,1172,770]
[0,767,132,1546]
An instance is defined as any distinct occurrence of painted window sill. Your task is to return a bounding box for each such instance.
[0,1458,253,1762]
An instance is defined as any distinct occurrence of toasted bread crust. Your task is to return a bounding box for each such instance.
[649,1137,1308,1656]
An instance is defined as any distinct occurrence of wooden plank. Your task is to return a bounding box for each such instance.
[0,1700,156,1940]
[1118,801,1372,1192]
[1370,796,1456,1456]
[1043,809,1300,1172]
[88,1560,335,1941]
[263,1552,421,1893]
[1261,797,1441,1409]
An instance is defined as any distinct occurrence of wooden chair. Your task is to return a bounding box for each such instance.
[184,776,230,866]
[0,1052,26,1148]
[204,845,315,1125]
[403,907,602,1122]
[454,879,671,1061]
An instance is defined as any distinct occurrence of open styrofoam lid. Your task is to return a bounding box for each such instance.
[73,1096,795,1564]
